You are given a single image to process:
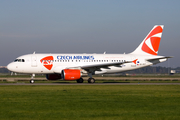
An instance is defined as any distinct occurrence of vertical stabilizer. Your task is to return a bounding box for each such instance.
[131,25,164,55]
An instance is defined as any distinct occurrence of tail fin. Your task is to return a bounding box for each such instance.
[131,25,164,55]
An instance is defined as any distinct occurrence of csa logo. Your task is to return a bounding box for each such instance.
[132,59,140,65]
[40,56,54,70]
[133,59,138,64]
[142,26,163,55]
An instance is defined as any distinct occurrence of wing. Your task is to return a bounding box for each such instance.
[77,61,132,73]
[53,61,132,74]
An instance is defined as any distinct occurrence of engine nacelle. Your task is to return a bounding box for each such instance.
[46,74,61,80]
[61,69,81,80]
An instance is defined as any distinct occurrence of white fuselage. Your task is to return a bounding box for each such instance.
[7,53,165,75]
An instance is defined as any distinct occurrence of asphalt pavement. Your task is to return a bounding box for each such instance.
[1,83,180,85]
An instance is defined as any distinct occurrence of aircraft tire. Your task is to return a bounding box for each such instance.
[88,78,95,83]
[30,79,34,83]
[76,78,84,83]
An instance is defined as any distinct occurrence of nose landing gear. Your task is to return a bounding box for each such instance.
[30,79,34,83]
[30,74,35,83]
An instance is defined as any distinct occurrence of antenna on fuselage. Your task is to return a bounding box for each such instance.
[104,51,106,54]
[33,51,36,54]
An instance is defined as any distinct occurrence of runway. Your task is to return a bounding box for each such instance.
[1,83,180,85]
[1,77,180,85]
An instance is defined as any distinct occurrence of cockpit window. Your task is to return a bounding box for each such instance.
[14,59,18,62]
[14,59,25,62]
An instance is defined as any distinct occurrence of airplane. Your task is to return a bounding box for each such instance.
[7,25,172,83]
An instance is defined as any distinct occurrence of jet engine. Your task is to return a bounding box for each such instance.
[46,74,62,80]
[61,69,81,80]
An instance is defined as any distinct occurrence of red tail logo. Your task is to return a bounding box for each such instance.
[40,56,54,70]
[142,26,163,55]
[133,59,138,64]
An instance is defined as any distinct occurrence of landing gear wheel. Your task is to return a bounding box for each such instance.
[30,79,34,83]
[76,78,84,83]
[30,74,35,84]
[88,78,95,83]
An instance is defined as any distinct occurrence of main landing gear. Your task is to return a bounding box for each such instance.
[76,77,95,83]
[76,78,84,83]
[87,73,95,83]
[30,74,35,83]
[88,78,95,83]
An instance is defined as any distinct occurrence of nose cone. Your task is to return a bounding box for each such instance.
[7,63,16,72]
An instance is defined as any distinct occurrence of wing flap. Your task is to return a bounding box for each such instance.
[80,61,132,72]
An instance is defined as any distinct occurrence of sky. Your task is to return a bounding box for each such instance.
[0,0,180,67]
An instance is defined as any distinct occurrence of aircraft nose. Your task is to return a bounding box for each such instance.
[7,63,16,72]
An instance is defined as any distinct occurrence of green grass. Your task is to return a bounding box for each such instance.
[0,85,180,120]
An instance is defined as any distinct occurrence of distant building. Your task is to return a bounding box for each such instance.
[170,70,176,75]
[0,66,7,68]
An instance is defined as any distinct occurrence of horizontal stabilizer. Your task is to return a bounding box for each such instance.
[146,56,173,62]
[146,56,173,64]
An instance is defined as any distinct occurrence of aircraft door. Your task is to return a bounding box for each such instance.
[31,56,37,67]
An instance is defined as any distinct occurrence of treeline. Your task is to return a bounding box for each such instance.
[127,66,172,74]
[0,68,9,73]
[0,66,179,74]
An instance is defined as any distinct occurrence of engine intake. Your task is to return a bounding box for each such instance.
[61,69,81,80]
